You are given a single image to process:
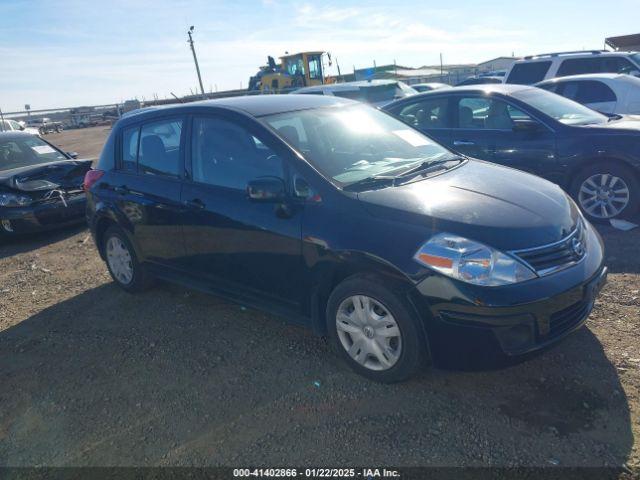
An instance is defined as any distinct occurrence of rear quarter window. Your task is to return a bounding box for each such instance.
[97,127,117,170]
[557,56,638,76]
[506,61,552,84]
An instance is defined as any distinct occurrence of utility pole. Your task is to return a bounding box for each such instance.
[187,26,206,97]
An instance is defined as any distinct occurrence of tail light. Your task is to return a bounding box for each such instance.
[83,169,104,192]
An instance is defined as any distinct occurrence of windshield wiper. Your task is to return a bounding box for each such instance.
[343,157,463,191]
[395,157,463,179]
[343,175,395,191]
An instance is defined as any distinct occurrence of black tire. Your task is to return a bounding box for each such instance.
[571,162,639,223]
[102,225,154,293]
[326,275,428,383]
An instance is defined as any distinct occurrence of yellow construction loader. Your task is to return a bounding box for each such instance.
[248,51,332,93]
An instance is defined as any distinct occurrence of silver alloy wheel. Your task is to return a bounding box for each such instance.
[106,236,134,285]
[578,173,630,219]
[335,295,402,371]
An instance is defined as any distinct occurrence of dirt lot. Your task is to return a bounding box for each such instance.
[0,128,638,471]
[46,126,112,160]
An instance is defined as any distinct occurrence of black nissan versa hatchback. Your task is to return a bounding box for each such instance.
[85,95,607,382]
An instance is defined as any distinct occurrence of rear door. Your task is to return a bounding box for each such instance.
[180,113,305,308]
[108,117,187,266]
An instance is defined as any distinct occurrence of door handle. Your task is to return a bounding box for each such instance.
[183,198,205,210]
[453,140,475,146]
[114,185,129,195]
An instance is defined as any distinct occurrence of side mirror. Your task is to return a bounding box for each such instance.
[247,176,286,202]
[512,119,541,133]
[19,125,25,131]
[67,151,79,159]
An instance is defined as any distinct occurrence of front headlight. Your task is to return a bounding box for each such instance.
[0,192,32,207]
[414,233,537,286]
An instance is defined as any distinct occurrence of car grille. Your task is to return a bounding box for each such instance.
[549,299,591,337]
[37,188,84,206]
[511,220,586,276]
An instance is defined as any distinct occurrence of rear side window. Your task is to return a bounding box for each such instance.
[138,119,183,177]
[557,56,637,76]
[506,61,551,84]
[392,97,449,129]
[557,58,599,76]
[560,81,617,103]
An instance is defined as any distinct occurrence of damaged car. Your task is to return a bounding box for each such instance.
[0,131,91,235]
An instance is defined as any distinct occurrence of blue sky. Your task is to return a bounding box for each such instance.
[0,0,637,112]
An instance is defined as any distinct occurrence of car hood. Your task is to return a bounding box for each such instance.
[356,160,580,251]
[0,159,92,194]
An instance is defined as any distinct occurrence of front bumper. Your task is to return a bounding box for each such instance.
[0,193,86,234]
[413,223,607,357]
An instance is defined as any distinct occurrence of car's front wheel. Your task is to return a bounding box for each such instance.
[327,276,427,383]
[103,226,154,292]
[572,163,639,222]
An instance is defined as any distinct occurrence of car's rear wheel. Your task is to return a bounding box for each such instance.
[103,226,154,292]
[572,163,639,223]
[327,276,427,383]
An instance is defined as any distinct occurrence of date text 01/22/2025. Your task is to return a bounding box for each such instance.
[232,468,401,478]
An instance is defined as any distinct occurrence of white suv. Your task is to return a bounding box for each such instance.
[536,73,640,115]
[504,50,640,85]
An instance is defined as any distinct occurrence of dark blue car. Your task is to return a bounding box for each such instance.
[383,84,640,223]
[85,95,607,382]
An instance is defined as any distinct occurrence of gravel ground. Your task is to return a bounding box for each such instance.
[0,128,638,471]
[46,126,111,160]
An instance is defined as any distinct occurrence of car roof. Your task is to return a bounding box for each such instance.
[382,83,535,108]
[516,50,638,63]
[0,131,35,139]
[296,80,403,93]
[444,84,530,94]
[119,94,358,124]
[537,73,637,83]
[413,82,449,87]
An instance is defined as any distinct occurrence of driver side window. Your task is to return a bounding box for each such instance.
[191,116,284,190]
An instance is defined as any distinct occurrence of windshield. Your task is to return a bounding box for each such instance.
[511,87,608,125]
[0,135,68,171]
[262,105,456,186]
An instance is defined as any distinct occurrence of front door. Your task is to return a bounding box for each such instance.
[450,95,557,177]
[180,114,304,307]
